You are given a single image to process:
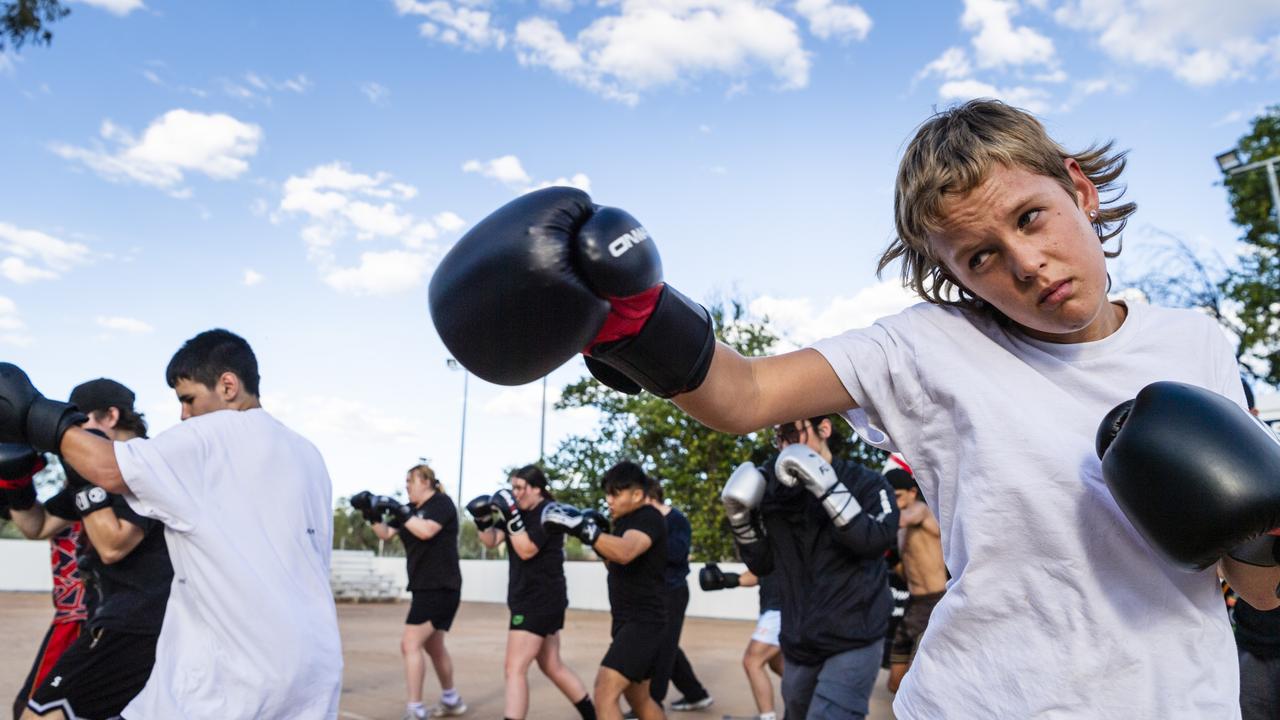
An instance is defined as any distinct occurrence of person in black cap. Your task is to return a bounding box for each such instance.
[8,378,173,720]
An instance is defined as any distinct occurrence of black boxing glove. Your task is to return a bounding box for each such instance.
[698,563,740,591]
[491,488,525,534]
[0,443,43,511]
[0,363,87,453]
[466,493,495,531]
[74,485,113,516]
[350,491,383,524]
[1096,381,1280,572]
[428,187,715,398]
[373,495,412,529]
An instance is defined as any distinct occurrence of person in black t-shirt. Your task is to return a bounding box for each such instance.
[8,378,173,720]
[368,464,468,720]
[472,465,596,720]
[541,461,668,720]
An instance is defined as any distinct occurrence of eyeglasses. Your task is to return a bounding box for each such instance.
[772,421,812,449]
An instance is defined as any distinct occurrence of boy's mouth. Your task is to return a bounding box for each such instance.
[1038,279,1072,306]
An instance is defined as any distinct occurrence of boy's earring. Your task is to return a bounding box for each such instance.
[1089,209,1098,220]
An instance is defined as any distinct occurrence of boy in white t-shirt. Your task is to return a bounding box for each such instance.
[52,329,344,719]
[424,99,1280,719]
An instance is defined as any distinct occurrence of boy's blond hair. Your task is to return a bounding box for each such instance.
[882,99,1136,308]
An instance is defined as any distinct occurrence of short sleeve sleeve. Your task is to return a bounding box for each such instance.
[420,495,456,526]
[809,307,926,453]
[115,423,209,533]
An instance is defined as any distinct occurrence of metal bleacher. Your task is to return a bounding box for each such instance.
[330,549,399,602]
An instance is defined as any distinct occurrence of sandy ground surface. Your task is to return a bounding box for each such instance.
[1,592,897,719]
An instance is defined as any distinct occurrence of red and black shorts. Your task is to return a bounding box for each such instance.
[27,626,158,720]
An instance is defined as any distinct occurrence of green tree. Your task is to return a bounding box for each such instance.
[2,0,68,51]
[543,300,887,562]
[1220,105,1280,385]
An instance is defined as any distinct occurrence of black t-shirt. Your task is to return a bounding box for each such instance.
[84,494,173,634]
[662,507,692,590]
[758,570,782,613]
[400,493,462,591]
[506,498,567,613]
[606,504,666,624]
[1235,598,1280,659]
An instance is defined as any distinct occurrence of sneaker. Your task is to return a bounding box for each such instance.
[428,699,468,716]
[623,711,638,719]
[671,694,714,711]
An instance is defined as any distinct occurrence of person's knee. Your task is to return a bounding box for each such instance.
[22,708,66,720]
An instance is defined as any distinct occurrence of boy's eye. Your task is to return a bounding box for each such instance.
[1017,208,1041,229]
[968,249,991,270]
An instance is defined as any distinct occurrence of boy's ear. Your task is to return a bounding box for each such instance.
[218,371,241,401]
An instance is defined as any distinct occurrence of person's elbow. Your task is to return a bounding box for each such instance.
[97,546,130,565]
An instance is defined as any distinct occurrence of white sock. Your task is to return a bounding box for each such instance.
[442,688,460,705]
[759,713,777,720]
[407,702,426,718]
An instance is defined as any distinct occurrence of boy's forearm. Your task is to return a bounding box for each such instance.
[1221,557,1280,611]
[593,533,637,564]
[60,427,127,494]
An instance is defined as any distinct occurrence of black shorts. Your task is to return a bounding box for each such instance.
[509,607,566,637]
[889,591,944,666]
[28,626,158,720]
[407,589,461,630]
[601,620,666,682]
[14,622,82,719]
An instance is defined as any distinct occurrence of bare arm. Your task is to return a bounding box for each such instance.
[737,569,760,588]
[508,532,539,561]
[8,505,72,540]
[60,427,127,495]
[401,517,444,542]
[593,528,653,565]
[80,509,145,564]
[477,527,503,549]
[371,522,398,541]
[1220,557,1280,611]
[673,344,856,434]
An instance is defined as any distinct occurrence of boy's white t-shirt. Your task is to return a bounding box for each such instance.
[812,300,1244,720]
[114,407,343,719]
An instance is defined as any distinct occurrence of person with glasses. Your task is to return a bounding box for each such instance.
[718,415,898,719]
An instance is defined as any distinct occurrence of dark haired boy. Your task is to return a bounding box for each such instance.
[45,329,343,718]
[543,461,668,720]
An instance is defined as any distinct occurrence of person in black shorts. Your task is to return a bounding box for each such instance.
[9,379,172,720]
[470,465,596,720]
[543,461,668,720]
[644,479,711,713]
[365,463,468,720]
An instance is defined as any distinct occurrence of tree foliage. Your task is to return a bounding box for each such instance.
[2,0,68,51]
[1220,105,1280,385]
[542,300,887,562]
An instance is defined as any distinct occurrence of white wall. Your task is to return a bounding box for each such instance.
[1,540,760,622]
[373,557,759,620]
[0,539,54,592]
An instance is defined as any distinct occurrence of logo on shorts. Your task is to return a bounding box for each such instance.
[513,614,524,626]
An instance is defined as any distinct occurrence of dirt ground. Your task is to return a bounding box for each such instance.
[0,592,897,719]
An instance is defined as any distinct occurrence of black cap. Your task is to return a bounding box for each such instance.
[69,378,136,415]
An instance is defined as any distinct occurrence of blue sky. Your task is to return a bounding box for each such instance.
[1,0,1277,506]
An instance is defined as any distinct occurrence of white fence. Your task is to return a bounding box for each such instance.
[1,541,760,621]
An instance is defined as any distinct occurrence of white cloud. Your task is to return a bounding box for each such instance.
[266,392,423,446]
[395,0,508,49]
[514,0,814,105]
[223,72,311,103]
[917,47,972,81]
[540,0,575,11]
[361,81,390,105]
[793,0,871,42]
[750,281,920,348]
[482,382,597,426]
[1053,0,1280,86]
[74,0,145,16]
[463,154,590,194]
[433,211,466,232]
[938,78,1050,113]
[0,296,31,345]
[243,269,264,286]
[95,315,154,334]
[50,109,262,197]
[278,162,462,295]
[0,222,92,281]
[323,249,437,296]
[962,0,1056,69]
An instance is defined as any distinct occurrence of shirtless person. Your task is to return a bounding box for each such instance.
[884,456,947,693]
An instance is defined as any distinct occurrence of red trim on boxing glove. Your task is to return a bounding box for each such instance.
[0,455,47,490]
[586,284,664,353]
